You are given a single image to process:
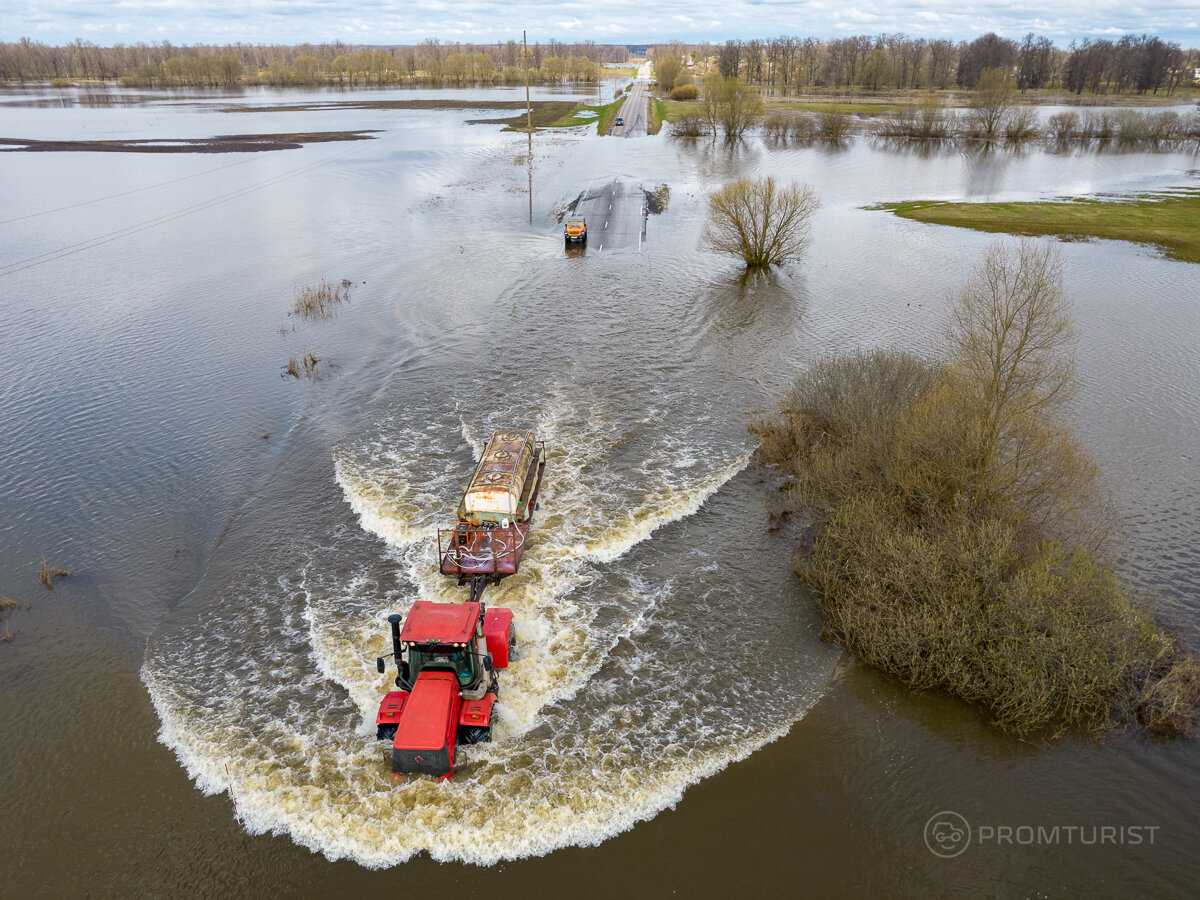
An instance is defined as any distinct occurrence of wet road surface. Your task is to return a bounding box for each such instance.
[611,79,650,138]
[567,177,647,253]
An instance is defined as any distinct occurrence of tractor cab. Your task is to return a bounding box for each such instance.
[408,642,478,687]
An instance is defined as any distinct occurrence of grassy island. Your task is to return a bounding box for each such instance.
[754,240,1200,740]
[879,189,1200,264]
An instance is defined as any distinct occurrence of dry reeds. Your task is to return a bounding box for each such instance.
[281,349,324,379]
[290,277,353,322]
[3,592,25,645]
[37,555,68,590]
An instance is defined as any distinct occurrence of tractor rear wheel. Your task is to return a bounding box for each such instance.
[377,723,398,742]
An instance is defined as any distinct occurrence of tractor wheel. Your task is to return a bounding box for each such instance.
[461,725,491,745]
[377,723,398,742]
[508,625,517,662]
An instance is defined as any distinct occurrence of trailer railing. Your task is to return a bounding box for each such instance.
[437,524,526,575]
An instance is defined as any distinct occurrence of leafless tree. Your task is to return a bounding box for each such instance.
[942,240,1110,547]
[967,67,1017,139]
[702,177,819,268]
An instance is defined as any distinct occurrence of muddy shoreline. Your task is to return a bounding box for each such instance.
[0,130,379,153]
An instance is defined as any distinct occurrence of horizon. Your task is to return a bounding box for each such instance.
[2,1,1199,50]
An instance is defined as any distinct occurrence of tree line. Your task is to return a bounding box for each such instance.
[0,37,630,86]
[652,32,1198,95]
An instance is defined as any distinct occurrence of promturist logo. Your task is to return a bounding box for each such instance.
[925,811,971,858]
[924,810,1160,857]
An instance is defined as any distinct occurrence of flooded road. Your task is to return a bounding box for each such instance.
[568,176,647,252]
[1,83,1199,896]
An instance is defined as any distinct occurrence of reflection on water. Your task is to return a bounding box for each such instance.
[1,86,1199,893]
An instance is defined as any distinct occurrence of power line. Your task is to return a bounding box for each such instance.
[0,152,263,226]
[0,141,372,279]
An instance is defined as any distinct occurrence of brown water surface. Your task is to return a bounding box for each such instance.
[1,83,1198,898]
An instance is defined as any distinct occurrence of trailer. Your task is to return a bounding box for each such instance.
[438,430,546,601]
[373,429,545,778]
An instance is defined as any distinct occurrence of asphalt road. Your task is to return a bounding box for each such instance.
[565,176,647,254]
[609,78,651,137]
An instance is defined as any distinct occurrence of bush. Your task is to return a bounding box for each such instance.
[877,95,955,140]
[815,111,850,141]
[1003,107,1040,143]
[803,497,1189,738]
[762,113,791,142]
[1046,111,1079,143]
[754,242,1200,739]
[671,114,709,138]
[669,83,699,101]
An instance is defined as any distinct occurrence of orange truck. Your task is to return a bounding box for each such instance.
[564,217,587,243]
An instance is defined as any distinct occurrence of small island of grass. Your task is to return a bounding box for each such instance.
[878,189,1200,264]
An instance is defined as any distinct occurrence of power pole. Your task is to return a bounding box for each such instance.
[524,30,533,134]
[524,30,533,224]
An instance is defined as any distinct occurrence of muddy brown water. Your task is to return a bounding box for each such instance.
[1,83,1198,897]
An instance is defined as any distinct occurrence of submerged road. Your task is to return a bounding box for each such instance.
[566,176,647,254]
[610,78,651,138]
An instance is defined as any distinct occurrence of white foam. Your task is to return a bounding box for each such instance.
[143,393,826,867]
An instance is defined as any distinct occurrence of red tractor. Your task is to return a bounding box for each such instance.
[375,600,515,778]
[375,429,543,779]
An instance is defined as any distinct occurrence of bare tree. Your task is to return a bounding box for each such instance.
[942,240,1109,547]
[967,67,1017,138]
[702,177,819,268]
[700,73,763,139]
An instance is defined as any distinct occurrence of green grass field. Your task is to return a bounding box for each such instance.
[544,99,623,134]
[766,99,903,115]
[878,189,1200,264]
[649,98,668,134]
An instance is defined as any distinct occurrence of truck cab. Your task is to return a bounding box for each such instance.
[564,217,587,242]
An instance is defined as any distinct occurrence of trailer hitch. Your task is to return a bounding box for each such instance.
[469,574,487,603]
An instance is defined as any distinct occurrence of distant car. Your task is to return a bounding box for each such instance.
[564,217,587,243]
[615,116,624,126]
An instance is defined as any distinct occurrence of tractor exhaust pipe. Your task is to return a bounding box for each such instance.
[388,613,404,666]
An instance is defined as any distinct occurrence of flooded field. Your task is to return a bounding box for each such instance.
[2,83,1199,896]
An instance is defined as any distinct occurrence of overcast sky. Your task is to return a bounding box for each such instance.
[3,1,1198,47]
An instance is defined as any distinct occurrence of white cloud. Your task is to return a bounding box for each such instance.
[3,0,1198,46]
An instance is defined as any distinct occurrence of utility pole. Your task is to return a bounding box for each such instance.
[524,30,533,224]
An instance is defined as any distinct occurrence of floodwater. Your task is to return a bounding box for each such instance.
[1,83,1199,897]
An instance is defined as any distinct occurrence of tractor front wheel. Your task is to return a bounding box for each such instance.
[377,723,398,742]
[461,725,491,744]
